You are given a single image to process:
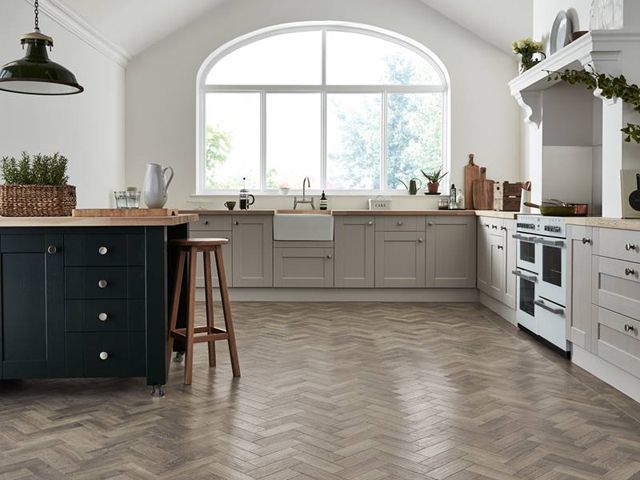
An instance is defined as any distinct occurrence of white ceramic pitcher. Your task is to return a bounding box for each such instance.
[143,163,174,208]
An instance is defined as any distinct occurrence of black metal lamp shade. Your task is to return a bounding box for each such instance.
[0,32,84,96]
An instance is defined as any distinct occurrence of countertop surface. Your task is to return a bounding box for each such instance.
[0,214,199,227]
[565,217,640,232]
[182,209,481,216]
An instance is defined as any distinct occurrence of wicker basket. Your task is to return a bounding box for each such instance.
[0,185,77,217]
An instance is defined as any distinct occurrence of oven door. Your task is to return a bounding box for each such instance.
[534,298,568,352]
[537,237,567,307]
[514,268,538,334]
[514,233,539,273]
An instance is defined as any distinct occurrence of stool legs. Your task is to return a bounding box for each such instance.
[203,251,216,368]
[167,249,186,368]
[214,245,240,377]
[184,247,198,385]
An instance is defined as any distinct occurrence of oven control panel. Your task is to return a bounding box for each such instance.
[516,215,566,238]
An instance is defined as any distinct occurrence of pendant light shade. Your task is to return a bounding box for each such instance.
[0,1,83,96]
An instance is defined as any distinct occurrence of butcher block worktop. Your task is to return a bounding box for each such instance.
[182,209,479,216]
[0,214,198,227]
[564,217,640,232]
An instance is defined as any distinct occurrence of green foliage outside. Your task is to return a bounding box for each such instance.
[1,152,69,185]
[205,125,232,189]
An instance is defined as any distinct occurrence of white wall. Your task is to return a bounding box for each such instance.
[0,0,125,208]
[126,0,522,210]
[533,0,591,43]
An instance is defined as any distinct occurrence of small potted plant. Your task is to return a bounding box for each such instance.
[0,152,76,217]
[421,167,448,194]
[512,37,545,72]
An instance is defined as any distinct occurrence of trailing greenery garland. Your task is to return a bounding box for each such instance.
[547,67,640,143]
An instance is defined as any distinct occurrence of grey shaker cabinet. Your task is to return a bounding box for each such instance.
[425,216,476,288]
[375,231,426,288]
[567,225,593,351]
[274,246,334,287]
[334,216,375,288]
[503,220,517,309]
[232,216,273,287]
[189,229,233,288]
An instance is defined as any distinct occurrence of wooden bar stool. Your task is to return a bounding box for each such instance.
[168,238,240,385]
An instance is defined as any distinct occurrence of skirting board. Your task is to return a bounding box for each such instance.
[196,288,479,303]
[478,292,517,325]
[573,345,640,404]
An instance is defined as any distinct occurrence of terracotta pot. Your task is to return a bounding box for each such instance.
[427,182,440,194]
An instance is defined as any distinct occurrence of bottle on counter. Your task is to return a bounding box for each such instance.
[449,183,457,209]
[319,190,328,210]
[456,188,464,210]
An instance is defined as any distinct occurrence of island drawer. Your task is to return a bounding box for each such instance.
[596,228,640,263]
[190,216,232,231]
[64,233,145,267]
[65,332,146,378]
[376,216,424,232]
[66,299,145,332]
[65,267,145,299]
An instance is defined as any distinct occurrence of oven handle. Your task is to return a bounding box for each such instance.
[534,299,564,315]
[537,238,565,248]
[512,270,538,283]
[512,233,538,242]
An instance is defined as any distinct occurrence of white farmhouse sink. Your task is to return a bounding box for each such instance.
[273,213,334,241]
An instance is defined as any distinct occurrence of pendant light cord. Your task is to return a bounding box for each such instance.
[34,0,40,31]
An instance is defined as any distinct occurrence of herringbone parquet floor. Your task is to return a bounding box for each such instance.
[1,302,640,480]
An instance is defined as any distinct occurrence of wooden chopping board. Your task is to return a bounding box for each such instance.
[463,153,481,209]
[472,168,495,210]
[72,208,179,217]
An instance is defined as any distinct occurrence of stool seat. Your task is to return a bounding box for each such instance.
[170,238,229,249]
[167,238,240,385]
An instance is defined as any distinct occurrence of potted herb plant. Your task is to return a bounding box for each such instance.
[512,37,545,72]
[421,167,448,194]
[0,152,76,217]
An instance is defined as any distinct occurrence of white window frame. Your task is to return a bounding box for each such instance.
[196,22,450,195]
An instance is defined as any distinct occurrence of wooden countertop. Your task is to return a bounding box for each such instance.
[565,217,640,232]
[474,210,518,219]
[0,214,199,227]
[182,209,477,216]
[181,209,276,215]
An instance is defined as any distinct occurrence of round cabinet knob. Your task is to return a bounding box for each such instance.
[418,238,424,243]
[582,238,592,245]
[497,245,504,250]
[234,221,239,225]
[98,246,108,256]
[98,279,108,289]
[326,254,332,259]
[204,220,209,225]
[99,351,109,361]
[367,221,373,226]
[427,222,434,226]
[397,221,403,226]
[98,312,108,322]
[47,245,57,255]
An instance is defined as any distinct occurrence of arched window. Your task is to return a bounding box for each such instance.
[197,23,449,194]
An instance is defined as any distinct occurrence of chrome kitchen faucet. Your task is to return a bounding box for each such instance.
[293,177,315,210]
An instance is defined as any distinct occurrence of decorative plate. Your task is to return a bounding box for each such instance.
[550,11,575,55]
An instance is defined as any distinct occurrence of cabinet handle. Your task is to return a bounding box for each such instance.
[497,245,504,250]
[47,245,57,255]
[625,267,636,276]
[625,324,637,333]
[204,220,209,225]
[397,221,403,226]
[500,226,507,231]
[98,246,108,256]
[99,351,109,361]
[98,279,108,289]
[491,225,498,230]
[427,221,434,226]
[625,243,638,251]
[234,221,239,225]
[98,312,108,322]
[326,254,332,259]
[418,237,424,243]
[581,238,592,245]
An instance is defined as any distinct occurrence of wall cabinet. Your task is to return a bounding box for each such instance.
[232,216,273,287]
[0,233,65,379]
[274,244,334,287]
[334,216,375,288]
[425,216,476,288]
[375,231,426,288]
[476,217,516,308]
[567,225,593,350]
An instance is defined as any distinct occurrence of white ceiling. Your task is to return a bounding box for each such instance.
[56,0,532,58]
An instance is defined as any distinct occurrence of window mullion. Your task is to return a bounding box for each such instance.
[381,90,388,191]
[321,91,327,190]
[260,91,267,191]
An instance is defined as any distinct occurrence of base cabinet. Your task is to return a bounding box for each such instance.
[274,246,334,287]
[426,216,476,288]
[477,217,516,308]
[232,216,273,287]
[375,231,426,288]
[190,230,233,287]
[567,225,593,350]
[334,216,375,288]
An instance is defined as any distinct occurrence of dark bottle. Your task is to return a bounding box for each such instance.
[319,191,328,210]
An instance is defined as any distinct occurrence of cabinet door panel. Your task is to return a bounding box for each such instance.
[503,220,517,309]
[375,232,425,288]
[232,216,273,287]
[567,226,593,350]
[426,216,476,288]
[274,248,334,287]
[477,220,491,293]
[488,232,506,301]
[0,234,64,379]
[190,230,232,287]
[334,216,374,288]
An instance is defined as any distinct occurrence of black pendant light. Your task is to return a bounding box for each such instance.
[0,0,83,95]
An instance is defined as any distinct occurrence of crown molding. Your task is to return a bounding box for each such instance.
[23,0,130,67]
